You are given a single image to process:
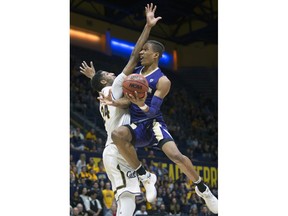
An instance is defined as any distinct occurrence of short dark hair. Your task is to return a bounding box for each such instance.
[89,190,97,196]
[146,40,165,58]
[91,70,105,92]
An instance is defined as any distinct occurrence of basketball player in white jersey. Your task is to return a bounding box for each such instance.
[80,4,161,216]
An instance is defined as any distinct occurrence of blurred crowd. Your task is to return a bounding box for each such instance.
[70,153,218,216]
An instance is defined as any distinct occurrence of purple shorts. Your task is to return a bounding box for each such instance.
[125,119,174,148]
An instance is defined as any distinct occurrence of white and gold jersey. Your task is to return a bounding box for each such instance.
[99,86,130,146]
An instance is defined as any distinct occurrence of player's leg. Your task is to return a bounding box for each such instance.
[116,192,136,216]
[162,142,218,213]
[103,144,141,215]
[111,125,140,169]
[151,121,218,214]
[161,141,199,181]
[112,124,157,203]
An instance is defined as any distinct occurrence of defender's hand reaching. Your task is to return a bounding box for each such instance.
[80,61,95,79]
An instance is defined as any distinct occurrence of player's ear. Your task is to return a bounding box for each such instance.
[153,52,159,59]
[100,80,107,85]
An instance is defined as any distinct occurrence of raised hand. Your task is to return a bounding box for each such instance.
[80,61,95,79]
[145,3,162,27]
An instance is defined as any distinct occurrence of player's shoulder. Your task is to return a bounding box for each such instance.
[159,75,171,85]
[101,86,112,96]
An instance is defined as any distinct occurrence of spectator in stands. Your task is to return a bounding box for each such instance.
[74,127,85,140]
[134,204,148,216]
[79,187,90,213]
[199,205,210,216]
[77,203,88,216]
[147,150,156,158]
[179,193,190,216]
[88,169,98,182]
[73,207,80,216]
[102,182,114,216]
[169,197,181,215]
[112,203,117,216]
[80,166,90,179]
[141,158,149,170]
[135,194,146,211]
[158,204,169,216]
[86,128,97,141]
[70,169,78,194]
[168,177,175,192]
[190,193,203,209]
[95,137,104,152]
[155,162,168,179]
[147,203,158,215]
[71,190,82,208]
[189,205,198,216]
[78,178,89,189]
[91,182,102,197]
[71,138,85,152]
[87,158,98,172]
[156,187,164,208]
[86,190,102,216]
[96,161,108,181]
[76,153,87,175]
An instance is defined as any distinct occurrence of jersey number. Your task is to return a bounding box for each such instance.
[101,105,110,120]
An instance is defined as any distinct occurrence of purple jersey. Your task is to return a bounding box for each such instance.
[129,66,165,122]
[125,66,174,148]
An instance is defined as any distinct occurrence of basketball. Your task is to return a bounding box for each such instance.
[122,74,149,99]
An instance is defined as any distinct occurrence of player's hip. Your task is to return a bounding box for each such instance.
[125,119,174,148]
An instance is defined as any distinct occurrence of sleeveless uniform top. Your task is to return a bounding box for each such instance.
[129,66,165,123]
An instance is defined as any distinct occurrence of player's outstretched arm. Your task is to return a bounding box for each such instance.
[122,3,162,75]
[111,3,161,100]
[79,61,95,79]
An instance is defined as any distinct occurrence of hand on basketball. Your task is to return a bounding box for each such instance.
[125,91,147,106]
[80,61,95,79]
[97,89,114,105]
[145,3,162,27]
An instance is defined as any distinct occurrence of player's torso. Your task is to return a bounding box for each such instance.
[100,87,130,145]
[129,67,164,122]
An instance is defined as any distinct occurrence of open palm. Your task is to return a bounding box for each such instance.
[146,3,162,27]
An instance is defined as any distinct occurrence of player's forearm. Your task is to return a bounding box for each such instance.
[138,95,163,117]
[111,97,131,108]
[131,24,152,59]
[122,24,152,76]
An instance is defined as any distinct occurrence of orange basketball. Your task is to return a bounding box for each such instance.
[122,74,149,99]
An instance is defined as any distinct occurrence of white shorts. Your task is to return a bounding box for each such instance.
[103,144,141,201]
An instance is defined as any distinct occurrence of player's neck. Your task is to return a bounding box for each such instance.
[141,64,158,75]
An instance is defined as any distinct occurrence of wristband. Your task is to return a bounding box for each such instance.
[139,104,148,111]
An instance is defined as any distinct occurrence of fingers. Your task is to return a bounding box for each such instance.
[152,4,156,13]
[90,61,94,69]
[134,91,140,100]
[156,17,162,21]
[125,93,136,101]
[82,62,87,69]
[83,61,88,68]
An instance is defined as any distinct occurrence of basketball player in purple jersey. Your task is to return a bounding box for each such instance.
[110,40,218,213]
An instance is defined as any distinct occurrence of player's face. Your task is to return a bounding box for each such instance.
[101,71,116,85]
[139,43,157,66]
